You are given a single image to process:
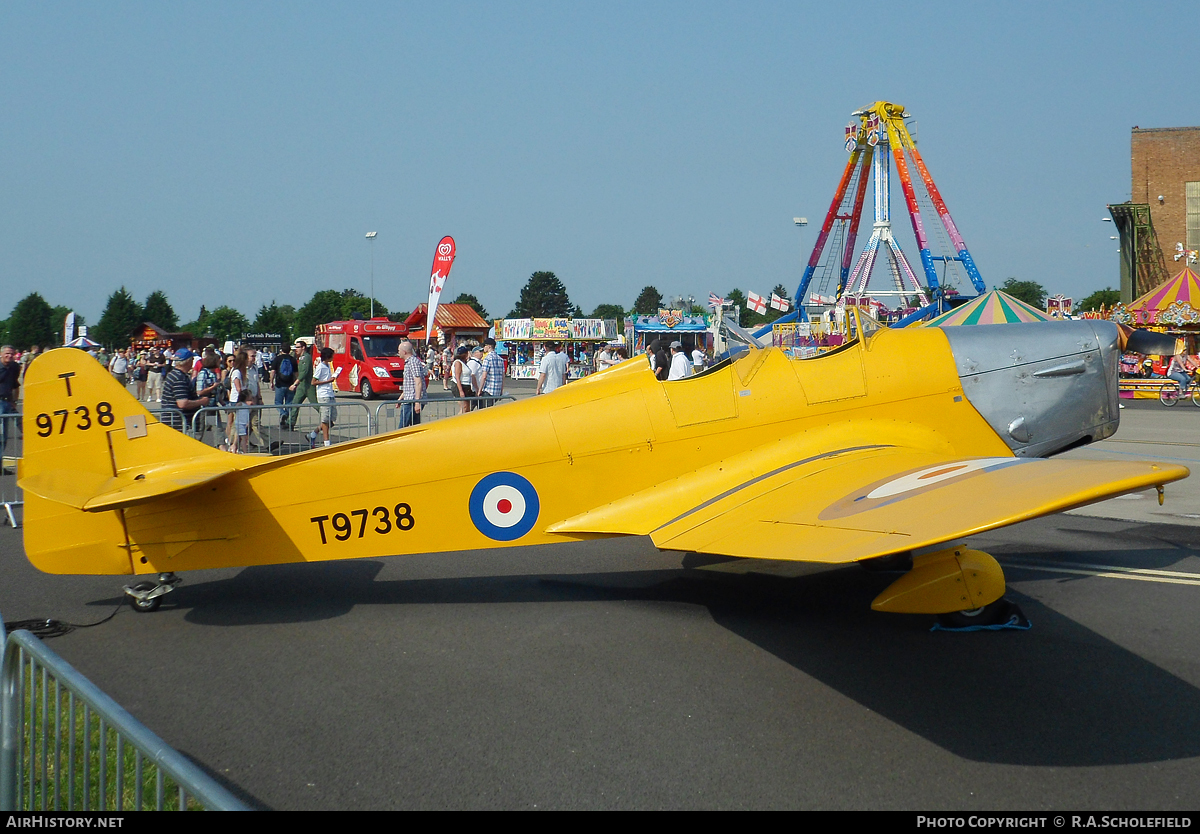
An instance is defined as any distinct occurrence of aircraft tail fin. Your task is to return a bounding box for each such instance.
[18,348,237,575]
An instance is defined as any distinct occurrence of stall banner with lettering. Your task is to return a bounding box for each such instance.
[532,318,571,340]
[501,319,534,340]
[570,319,617,340]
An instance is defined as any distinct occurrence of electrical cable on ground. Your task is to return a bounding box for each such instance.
[4,603,124,639]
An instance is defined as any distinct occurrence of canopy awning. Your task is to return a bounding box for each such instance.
[918,290,1054,327]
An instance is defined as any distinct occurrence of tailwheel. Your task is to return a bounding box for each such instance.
[127,582,161,612]
[123,572,182,613]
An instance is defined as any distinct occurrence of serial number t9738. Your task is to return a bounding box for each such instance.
[311,504,414,544]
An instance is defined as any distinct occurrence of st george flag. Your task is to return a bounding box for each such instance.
[770,293,791,312]
[746,291,768,314]
[426,236,457,346]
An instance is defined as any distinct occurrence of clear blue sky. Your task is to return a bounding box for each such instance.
[1,1,1192,325]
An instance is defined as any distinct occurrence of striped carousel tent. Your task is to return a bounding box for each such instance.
[918,289,1054,327]
[1123,266,1200,324]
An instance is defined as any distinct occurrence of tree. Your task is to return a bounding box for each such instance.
[632,286,663,315]
[592,303,625,320]
[253,301,293,346]
[8,294,57,349]
[294,290,345,339]
[453,293,490,322]
[759,284,792,325]
[507,271,574,318]
[339,288,388,320]
[1078,287,1121,312]
[180,305,209,338]
[143,290,178,330]
[591,303,626,334]
[92,287,143,349]
[204,306,250,344]
[998,278,1047,309]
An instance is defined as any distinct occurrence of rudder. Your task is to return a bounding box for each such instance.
[19,349,228,575]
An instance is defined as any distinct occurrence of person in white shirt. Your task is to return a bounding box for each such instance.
[596,345,617,371]
[691,346,706,374]
[467,347,485,410]
[536,342,569,394]
[310,347,337,447]
[667,341,690,381]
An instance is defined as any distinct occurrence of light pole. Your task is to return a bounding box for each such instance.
[365,232,378,317]
[793,217,808,309]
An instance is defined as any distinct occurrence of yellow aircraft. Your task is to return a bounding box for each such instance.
[17,314,1189,625]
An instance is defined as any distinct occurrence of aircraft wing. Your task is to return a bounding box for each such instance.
[551,445,1188,563]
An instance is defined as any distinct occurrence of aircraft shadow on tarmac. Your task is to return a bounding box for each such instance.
[92,554,1200,769]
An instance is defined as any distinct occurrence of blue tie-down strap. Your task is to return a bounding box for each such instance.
[930,599,1032,633]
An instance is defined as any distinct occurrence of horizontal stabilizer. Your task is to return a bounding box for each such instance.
[21,456,238,512]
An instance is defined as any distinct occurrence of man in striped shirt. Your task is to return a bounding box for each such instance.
[478,338,505,408]
[397,341,427,427]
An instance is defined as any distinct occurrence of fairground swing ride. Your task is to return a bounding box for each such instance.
[762,101,987,340]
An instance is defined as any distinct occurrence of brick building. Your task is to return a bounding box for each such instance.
[1131,126,1200,251]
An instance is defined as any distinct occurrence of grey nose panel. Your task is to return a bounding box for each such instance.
[940,321,1120,458]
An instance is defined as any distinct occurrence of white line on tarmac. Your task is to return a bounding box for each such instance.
[1002,559,1200,587]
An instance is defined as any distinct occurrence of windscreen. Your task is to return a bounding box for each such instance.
[362,335,404,358]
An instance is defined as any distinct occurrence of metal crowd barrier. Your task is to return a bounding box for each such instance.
[0,394,517,503]
[0,618,249,811]
[188,401,375,455]
[373,395,517,434]
[147,407,189,434]
[1,412,22,529]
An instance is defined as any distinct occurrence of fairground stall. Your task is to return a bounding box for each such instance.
[770,297,880,357]
[403,303,490,350]
[498,318,619,379]
[131,322,194,353]
[625,311,712,358]
[1103,266,1200,400]
[770,319,847,357]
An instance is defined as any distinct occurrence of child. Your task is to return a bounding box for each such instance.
[309,347,337,448]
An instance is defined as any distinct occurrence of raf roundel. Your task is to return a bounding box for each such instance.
[469,472,540,541]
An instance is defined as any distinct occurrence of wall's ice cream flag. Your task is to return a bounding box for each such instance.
[425,236,456,344]
[747,292,768,314]
[770,294,791,312]
[709,293,728,310]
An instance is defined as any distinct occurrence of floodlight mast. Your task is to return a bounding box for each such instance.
[365,232,378,317]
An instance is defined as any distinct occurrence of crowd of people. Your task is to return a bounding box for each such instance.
[0,334,716,458]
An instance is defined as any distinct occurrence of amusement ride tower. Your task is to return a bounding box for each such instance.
[788,101,987,324]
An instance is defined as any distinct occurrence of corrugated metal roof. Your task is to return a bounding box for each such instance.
[404,303,490,330]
